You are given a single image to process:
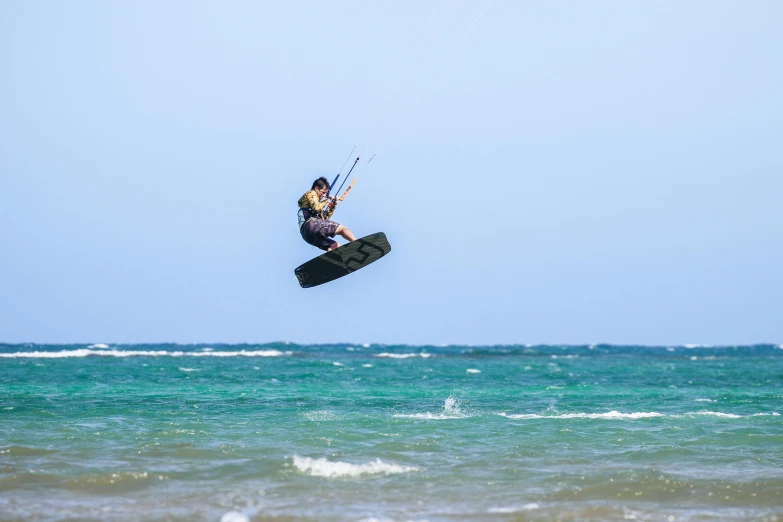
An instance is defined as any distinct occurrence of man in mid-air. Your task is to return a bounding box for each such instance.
[297,177,356,252]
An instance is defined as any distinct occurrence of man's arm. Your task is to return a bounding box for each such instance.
[323,198,338,220]
[304,191,330,212]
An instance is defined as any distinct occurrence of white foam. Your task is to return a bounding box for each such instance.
[488,504,540,514]
[362,343,371,348]
[695,398,716,402]
[376,352,432,359]
[393,412,462,420]
[0,349,291,358]
[178,367,200,372]
[362,364,374,368]
[87,343,109,349]
[292,456,418,478]
[444,396,462,413]
[691,411,741,418]
[500,410,770,420]
[466,368,481,374]
[187,350,288,358]
[500,411,665,420]
[395,396,467,420]
[333,362,344,366]
[220,512,249,522]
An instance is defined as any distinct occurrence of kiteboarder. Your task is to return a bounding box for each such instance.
[298,177,356,251]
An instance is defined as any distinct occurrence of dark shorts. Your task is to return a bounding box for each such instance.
[301,219,340,251]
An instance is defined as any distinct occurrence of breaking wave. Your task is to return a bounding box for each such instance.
[292,456,419,478]
[375,352,432,359]
[394,396,468,420]
[500,411,665,420]
[488,504,540,513]
[499,410,779,420]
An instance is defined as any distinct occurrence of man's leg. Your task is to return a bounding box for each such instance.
[335,225,356,242]
[327,241,340,251]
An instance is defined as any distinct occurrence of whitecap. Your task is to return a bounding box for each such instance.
[333,362,344,366]
[499,413,544,420]
[292,456,419,478]
[376,353,432,359]
[178,367,200,372]
[393,412,464,420]
[444,396,462,414]
[466,369,481,374]
[691,411,741,418]
[220,512,249,522]
[0,349,291,358]
[488,503,539,513]
[362,364,374,368]
[500,411,665,420]
[695,398,716,403]
[194,350,289,358]
[87,343,109,349]
[395,396,467,419]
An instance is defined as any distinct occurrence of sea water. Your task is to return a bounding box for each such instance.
[1,343,781,521]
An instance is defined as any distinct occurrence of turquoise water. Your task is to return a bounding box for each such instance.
[1,343,782,521]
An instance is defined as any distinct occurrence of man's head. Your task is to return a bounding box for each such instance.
[312,177,330,199]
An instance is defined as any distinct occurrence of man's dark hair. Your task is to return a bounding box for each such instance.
[312,177,330,190]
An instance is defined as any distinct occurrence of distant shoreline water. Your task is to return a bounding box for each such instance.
[2,342,782,355]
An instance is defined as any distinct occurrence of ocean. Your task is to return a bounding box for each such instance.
[1,343,781,521]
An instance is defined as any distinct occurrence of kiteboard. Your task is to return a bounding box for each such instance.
[295,232,391,288]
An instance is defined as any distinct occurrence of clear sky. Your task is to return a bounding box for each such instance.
[1,1,781,346]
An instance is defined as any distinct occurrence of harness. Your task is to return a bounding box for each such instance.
[297,207,324,230]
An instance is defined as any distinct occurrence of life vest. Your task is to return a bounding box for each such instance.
[297,207,322,229]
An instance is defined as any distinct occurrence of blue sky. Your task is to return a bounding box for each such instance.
[1,1,781,345]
